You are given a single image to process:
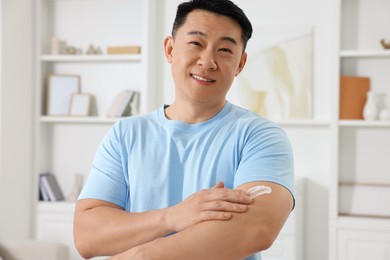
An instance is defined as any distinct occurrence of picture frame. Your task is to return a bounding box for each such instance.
[47,74,80,116]
[69,93,92,116]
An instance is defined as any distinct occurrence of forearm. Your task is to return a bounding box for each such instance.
[113,182,293,260]
[74,200,172,259]
[140,202,270,259]
[75,182,254,259]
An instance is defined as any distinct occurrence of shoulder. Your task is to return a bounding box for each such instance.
[112,109,160,132]
[229,103,284,135]
[100,108,161,147]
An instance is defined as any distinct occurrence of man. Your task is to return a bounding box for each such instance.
[74,0,294,259]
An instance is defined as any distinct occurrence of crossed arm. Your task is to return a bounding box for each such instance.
[74,181,293,259]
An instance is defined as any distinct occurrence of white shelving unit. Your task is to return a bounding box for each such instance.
[33,0,161,258]
[330,0,390,259]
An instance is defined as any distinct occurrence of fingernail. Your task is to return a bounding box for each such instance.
[239,204,247,210]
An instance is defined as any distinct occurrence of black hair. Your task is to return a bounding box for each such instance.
[171,0,253,51]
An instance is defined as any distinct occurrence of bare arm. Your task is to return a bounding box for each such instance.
[110,181,294,260]
[73,200,169,259]
[73,182,253,259]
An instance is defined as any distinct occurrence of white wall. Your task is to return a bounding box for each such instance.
[160,1,337,259]
[0,0,34,238]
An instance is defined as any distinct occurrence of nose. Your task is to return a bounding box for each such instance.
[197,50,217,70]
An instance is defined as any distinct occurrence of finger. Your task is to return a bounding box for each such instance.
[206,188,253,204]
[212,181,224,189]
[196,211,233,222]
[203,200,248,213]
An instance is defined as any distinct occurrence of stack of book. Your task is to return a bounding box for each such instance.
[107,90,139,117]
[39,173,64,202]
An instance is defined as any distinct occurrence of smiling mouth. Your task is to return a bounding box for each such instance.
[191,74,216,83]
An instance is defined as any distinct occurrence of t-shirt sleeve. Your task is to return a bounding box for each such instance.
[233,122,295,199]
[78,122,129,209]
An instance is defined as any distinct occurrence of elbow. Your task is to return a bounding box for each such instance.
[74,222,98,259]
[252,227,278,252]
[74,232,94,259]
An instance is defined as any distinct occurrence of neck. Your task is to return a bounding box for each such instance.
[164,100,226,124]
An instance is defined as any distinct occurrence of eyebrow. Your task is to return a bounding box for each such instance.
[187,30,238,45]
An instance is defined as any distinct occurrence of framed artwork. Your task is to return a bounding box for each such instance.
[69,93,92,116]
[233,26,314,120]
[47,75,80,116]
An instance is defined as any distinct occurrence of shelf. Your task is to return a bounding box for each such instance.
[337,215,390,230]
[40,54,142,62]
[274,120,330,127]
[339,120,390,127]
[40,116,122,124]
[36,201,76,213]
[340,50,390,58]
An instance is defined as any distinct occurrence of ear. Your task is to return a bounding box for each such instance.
[164,36,174,63]
[235,52,248,76]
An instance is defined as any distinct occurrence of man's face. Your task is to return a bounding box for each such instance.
[164,10,247,107]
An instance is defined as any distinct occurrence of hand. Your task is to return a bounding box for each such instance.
[165,181,253,232]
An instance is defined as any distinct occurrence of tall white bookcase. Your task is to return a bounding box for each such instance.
[329,0,390,259]
[33,0,161,258]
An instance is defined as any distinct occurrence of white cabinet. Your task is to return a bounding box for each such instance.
[36,203,79,260]
[338,228,390,260]
[36,202,106,260]
[330,0,390,259]
[261,212,298,260]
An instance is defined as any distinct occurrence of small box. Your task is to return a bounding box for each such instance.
[106,45,141,55]
[339,183,390,217]
[339,76,370,119]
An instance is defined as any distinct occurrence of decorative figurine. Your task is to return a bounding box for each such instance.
[380,38,390,49]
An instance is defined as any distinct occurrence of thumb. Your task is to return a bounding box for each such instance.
[212,181,224,189]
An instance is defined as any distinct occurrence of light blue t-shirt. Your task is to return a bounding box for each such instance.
[79,101,294,260]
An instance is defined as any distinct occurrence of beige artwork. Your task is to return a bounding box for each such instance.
[236,27,313,120]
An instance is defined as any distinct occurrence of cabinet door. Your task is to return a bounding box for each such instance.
[261,235,295,260]
[36,210,80,260]
[261,212,297,260]
[36,208,106,260]
[338,229,390,260]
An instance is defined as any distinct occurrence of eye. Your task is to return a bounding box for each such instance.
[189,41,202,47]
[219,48,233,54]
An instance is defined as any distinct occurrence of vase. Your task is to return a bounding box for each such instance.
[66,173,84,202]
[377,93,390,121]
[379,108,390,121]
[363,91,378,120]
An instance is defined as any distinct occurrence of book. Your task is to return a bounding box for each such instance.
[107,90,134,117]
[339,76,370,119]
[106,46,141,55]
[129,91,140,115]
[39,182,50,201]
[39,173,64,202]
